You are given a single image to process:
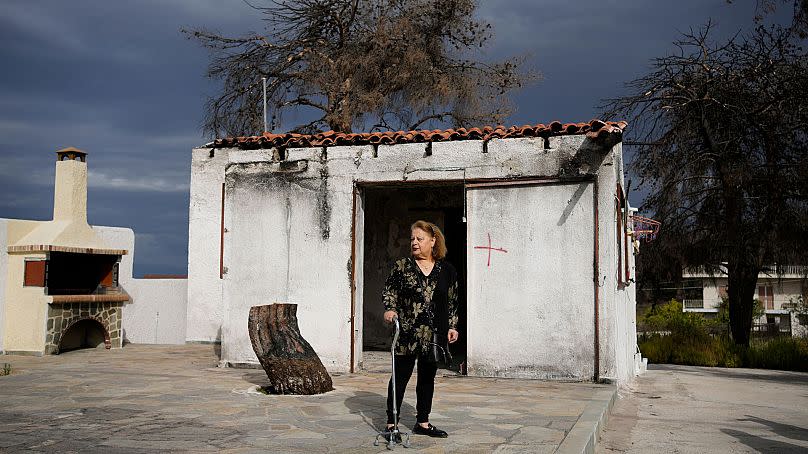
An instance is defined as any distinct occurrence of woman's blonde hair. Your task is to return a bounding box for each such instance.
[411,220,447,260]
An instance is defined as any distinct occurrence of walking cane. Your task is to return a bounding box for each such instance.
[374,316,410,449]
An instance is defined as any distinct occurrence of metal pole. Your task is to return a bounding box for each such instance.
[262,77,268,133]
[391,316,399,429]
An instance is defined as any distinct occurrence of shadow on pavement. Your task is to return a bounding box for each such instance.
[344,390,416,433]
[241,371,271,388]
[721,428,806,453]
[739,415,808,442]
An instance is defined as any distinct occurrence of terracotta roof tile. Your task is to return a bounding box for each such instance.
[212,119,627,150]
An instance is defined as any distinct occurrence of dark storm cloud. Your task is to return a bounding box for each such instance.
[0,0,776,275]
[0,0,260,275]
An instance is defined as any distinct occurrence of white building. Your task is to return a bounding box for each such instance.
[186,120,645,384]
[682,266,808,336]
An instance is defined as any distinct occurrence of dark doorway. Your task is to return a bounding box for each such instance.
[360,183,467,371]
[59,319,108,353]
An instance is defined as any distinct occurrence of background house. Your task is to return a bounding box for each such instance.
[682,265,808,336]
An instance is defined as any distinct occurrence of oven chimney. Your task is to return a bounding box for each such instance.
[53,147,88,223]
[7,147,123,254]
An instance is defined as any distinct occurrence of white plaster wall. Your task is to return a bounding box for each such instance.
[3,252,48,352]
[702,279,725,308]
[221,162,353,371]
[0,219,8,353]
[94,226,188,344]
[2,219,48,354]
[768,279,804,310]
[596,144,641,384]
[611,241,639,382]
[593,149,617,382]
[130,279,189,344]
[187,147,229,342]
[466,182,595,380]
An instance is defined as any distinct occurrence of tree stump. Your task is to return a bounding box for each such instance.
[248,303,333,394]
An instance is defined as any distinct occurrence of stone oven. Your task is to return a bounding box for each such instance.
[3,148,129,355]
[43,250,127,353]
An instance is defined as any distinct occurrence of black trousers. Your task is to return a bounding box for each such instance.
[386,354,438,425]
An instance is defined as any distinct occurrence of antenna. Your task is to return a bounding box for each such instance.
[262,77,268,133]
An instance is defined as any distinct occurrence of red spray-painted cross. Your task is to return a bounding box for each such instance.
[474,233,508,267]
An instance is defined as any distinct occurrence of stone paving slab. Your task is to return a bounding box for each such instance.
[0,345,614,453]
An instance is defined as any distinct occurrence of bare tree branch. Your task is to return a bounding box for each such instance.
[601,22,808,345]
[184,0,538,137]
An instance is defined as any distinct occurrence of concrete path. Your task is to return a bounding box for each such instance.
[597,364,808,453]
[1,344,614,453]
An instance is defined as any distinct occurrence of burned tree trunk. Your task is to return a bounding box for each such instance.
[248,303,333,394]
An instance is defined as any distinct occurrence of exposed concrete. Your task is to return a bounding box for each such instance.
[598,365,808,453]
[558,388,616,454]
[0,344,616,453]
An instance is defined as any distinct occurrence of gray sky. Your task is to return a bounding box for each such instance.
[0,1,768,275]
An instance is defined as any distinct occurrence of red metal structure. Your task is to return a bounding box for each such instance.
[632,215,661,241]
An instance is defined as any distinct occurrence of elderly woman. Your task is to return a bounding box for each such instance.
[383,220,459,438]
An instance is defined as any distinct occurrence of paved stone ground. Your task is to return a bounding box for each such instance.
[0,344,614,453]
[597,364,808,453]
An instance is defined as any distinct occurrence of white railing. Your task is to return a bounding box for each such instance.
[685,264,808,277]
[766,265,808,276]
[684,299,704,309]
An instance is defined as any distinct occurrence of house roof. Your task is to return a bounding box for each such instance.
[212,119,627,150]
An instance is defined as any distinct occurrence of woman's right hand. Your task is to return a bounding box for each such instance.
[384,310,398,324]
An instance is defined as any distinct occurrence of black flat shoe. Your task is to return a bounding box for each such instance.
[412,423,448,438]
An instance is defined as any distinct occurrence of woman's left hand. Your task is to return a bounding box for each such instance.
[447,329,459,344]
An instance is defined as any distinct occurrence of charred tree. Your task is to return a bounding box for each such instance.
[602,22,808,346]
[183,0,536,137]
[248,303,333,394]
